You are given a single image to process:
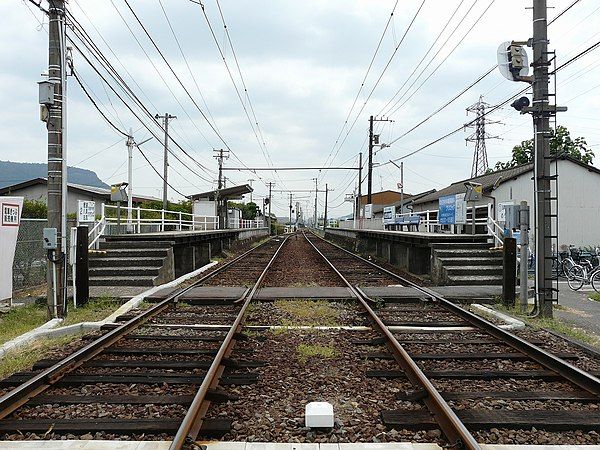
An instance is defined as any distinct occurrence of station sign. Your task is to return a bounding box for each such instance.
[439,194,467,225]
[77,200,95,224]
[364,204,373,219]
[0,197,23,302]
[383,206,396,225]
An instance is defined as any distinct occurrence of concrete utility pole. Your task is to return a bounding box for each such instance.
[267,182,273,234]
[288,193,293,225]
[367,116,374,205]
[126,129,134,226]
[389,160,404,214]
[357,152,362,219]
[313,177,318,229]
[519,200,530,312]
[367,116,393,206]
[156,113,176,210]
[532,0,554,318]
[46,0,67,318]
[324,183,328,230]
[247,178,255,203]
[213,149,229,228]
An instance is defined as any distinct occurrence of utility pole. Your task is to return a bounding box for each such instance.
[357,152,362,220]
[213,149,229,229]
[313,177,318,229]
[156,113,176,210]
[288,193,293,225]
[532,0,554,318]
[247,178,255,203]
[389,160,404,214]
[267,181,273,234]
[126,129,134,227]
[324,183,329,230]
[367,116,374,205]
[45,0,66,318]
[367,116,393,205]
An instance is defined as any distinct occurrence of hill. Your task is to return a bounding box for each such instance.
[0,161,108,189]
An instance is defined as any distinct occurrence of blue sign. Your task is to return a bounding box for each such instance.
[439,195,456,225]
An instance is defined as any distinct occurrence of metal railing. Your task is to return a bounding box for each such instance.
[227,218,265,229]
[487,215,505,247]
[339,204,495,236]
[88,204,219,248]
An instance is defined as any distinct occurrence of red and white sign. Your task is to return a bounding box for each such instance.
[1,197,23,302]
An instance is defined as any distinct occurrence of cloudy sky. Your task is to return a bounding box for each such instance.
[2,0,599,219]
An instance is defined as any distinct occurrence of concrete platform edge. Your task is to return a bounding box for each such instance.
[0,261,217,361]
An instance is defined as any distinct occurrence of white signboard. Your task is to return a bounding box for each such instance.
[498,201,514,223]
[77,200,95,224]
[364,204,373,219]
[0,197,24,302]
[455,193,467,224]
[383,206,396,225]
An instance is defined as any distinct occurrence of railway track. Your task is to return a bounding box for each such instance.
[303,231,600,448]
[1,231,599,448]
[0,235,289,449]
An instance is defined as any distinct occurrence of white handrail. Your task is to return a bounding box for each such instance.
[487,216,504,247]
[88,203,219,248]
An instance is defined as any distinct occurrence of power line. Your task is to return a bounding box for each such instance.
[322,0,426,172]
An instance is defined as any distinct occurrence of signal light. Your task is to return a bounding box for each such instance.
[511,96,530,112]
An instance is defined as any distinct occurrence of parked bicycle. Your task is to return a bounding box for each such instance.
[566,257,600,292]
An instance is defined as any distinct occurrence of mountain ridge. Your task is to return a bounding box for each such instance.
[0,161,108,190]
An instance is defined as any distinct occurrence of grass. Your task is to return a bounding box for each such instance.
[274,299,340,327]
[0,296,121,347]
[493,303,600,348]
[0,303,48,346]
[251,237,270,248]
[62,296,121,326]
[0,334,79,380]
[590,292,600,302]
[297,343,336,362]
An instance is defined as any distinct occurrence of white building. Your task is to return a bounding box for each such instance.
[411,156,600,248]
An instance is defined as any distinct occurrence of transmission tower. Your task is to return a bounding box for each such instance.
[465,95,500,177]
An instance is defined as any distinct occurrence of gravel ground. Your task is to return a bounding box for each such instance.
[203,329,445,444]
[449,398,599,411]
[263,236,343,287]
[246,300,365,327]
[432,378,579,392]
[472,428,600,445]
[11,403,187,420]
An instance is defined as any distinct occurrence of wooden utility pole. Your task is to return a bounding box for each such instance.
[46,0,66,318]
[156,113,176,210]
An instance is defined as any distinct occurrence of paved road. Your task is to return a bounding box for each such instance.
[556,281,600,336]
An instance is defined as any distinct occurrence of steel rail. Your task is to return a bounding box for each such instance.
[0,236,277,421]
[302,232,480,450]
[170,234,291,449]
[308,231,600,397]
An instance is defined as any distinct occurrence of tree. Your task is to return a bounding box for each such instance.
[227,201,259,219]
[493,126,594,171]
[22,199,47,218]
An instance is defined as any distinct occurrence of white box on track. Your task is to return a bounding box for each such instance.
[305,401,334,428]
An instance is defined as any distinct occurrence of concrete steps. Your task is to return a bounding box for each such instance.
[89,240,174,288]
[445,265,503,276]
[89,266,162,277]
[432,242,504,286]
[89,275,158,286]
[446,274,503,285]
[99,240,173,250]
[89,257,164,268]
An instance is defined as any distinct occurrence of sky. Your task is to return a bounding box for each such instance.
[1,0,599,220]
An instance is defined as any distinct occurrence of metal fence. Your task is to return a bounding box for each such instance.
[12,218,47,291]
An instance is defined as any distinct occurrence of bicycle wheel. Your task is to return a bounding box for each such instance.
[561,259,575,278]
[567,266,585,291]
[591,270,600,293]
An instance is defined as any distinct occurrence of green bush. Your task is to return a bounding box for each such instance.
[22,200,47,219]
